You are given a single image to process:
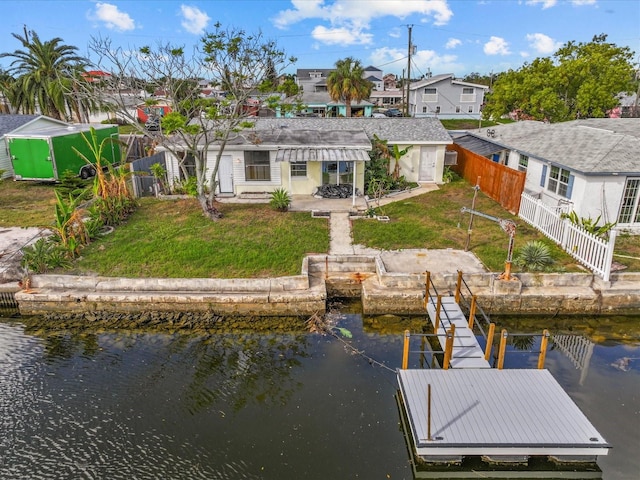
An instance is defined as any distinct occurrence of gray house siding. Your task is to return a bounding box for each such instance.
[408,74,487,120]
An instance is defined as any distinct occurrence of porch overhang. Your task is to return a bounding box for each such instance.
[275,147,370,163]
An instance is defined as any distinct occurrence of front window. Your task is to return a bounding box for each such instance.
[547,166,571,197]
[290,162,307,178]
[468,105,474,113]
[518,154,528,172]
[422,106,427,113]
[244,151,270,181]
[618,178,640,224]
[462,87,474,95]
[424,87,436,95]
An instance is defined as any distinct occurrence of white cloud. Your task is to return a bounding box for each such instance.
[526,33,562,54]
[369,46,462,76]
[484,36,510,55]
[526,0,557,8]
[180,5,210,35]
[272,0,454,48]
[445,38,461,49]
[572,0,596,5]
[311,25,373,45]
[91,2,135,32]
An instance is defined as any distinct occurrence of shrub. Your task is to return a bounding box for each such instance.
[269,188,291,212]
[21,238,72,274]
[514,240,555,271]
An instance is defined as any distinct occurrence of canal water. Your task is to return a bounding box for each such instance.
[0,309,638,480]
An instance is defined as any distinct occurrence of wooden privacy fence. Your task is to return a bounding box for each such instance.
[518,192,617,281]
[449,144,525,214]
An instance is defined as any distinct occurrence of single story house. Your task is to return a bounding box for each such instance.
[0,115,60,178]
[164,117,452,199]
[408,74,488,120]
[454,119,640,232]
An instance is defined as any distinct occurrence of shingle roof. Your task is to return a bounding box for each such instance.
[474,119,640,175]
[0,114,39,137]
[249,117,452,144]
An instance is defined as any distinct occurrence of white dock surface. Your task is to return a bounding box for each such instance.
[398,369,610,457]
[426,296,490,369]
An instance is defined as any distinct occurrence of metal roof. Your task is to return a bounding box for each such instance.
[453,133,505,157]
[398,369,610,457]
[276,147,370,162]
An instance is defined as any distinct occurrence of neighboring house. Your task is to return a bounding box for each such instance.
[383,73,398,90]
[137,102,172,123]
[163,117,452,198]
[0,115,50,178]
[363,66,384,91]
[455,118,640,232]
[369,89,404,108]
[293,68,375,117]
[408,73,488,119]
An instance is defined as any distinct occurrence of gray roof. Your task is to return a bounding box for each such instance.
[452,133,505,157]
[473,118,640,175]
[249,117,452,144]
[0,114,39,137]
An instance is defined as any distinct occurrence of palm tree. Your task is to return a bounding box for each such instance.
[0,28,89,119]
[327,57,373,117]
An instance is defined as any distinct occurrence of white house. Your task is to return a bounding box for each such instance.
[164,117,453,199]
[408,74,488,120]
[457,119,640,233]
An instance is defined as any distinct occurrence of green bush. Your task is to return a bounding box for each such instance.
[269,188,291,212]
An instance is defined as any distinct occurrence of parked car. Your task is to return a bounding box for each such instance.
[385,108,403,117]
[371,112,387,118]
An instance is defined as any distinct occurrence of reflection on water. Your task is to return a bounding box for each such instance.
[0,313,639,479]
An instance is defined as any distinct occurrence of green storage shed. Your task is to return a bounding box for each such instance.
[8,123,121,181]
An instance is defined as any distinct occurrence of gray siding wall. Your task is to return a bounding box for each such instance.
[410,79,485,119]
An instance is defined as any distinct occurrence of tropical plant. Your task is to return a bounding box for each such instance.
[561,210,616,239]
[54,170,92,201]
[150,162,167,195]
[327,57,373,118]
[50,190,90,257]
[0,28,91,119]
[442,167,458,183]
[269,188,291,212]
[514,240,555,271]
[20,237,72,274]
[365,135,417,195]
[73,126,136,226]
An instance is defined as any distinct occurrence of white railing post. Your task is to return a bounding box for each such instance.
[602,229,617,282]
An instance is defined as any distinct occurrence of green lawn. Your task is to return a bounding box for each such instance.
[2,178,637,277]
[70,198,329,278]
[0,180,57,227]
[354,180,585,273]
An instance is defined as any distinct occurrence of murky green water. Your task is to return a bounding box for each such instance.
[1,310,638,479]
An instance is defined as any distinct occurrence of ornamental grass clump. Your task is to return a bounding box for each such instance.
[514,240,555,272]
[269,188,292,212]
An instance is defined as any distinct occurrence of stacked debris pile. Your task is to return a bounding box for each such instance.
[314,184,354,198]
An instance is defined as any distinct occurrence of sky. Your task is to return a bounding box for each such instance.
[1,0,639,79]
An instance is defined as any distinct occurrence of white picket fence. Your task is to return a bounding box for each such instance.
[518,193,617,281]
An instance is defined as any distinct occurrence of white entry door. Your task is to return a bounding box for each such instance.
[218,154,233,193]
[419,146,436,182]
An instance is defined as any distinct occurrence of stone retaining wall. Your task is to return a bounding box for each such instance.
[10,256,640,318]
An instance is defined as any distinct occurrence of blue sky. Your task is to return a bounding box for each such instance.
[1,0,639,78]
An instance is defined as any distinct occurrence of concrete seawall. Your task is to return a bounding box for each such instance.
[10,254,640,318]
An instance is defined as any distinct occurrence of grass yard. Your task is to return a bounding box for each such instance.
[0,180,57,227]
[354,180,583,273]
[70,198,330,278]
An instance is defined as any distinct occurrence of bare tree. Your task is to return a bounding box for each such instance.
[82,24,295,220]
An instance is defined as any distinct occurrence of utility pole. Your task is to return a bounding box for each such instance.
[406,25,413,117]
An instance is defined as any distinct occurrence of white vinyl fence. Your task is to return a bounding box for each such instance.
[518,193,617,281]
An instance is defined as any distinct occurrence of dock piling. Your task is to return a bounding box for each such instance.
[538,329,550,369]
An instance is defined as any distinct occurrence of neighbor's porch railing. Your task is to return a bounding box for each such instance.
[518,192,617,281]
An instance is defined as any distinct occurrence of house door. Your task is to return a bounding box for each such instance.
[419,146,436,182]
[218,154,233,193]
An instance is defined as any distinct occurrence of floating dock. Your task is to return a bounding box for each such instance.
[397,275,610,471]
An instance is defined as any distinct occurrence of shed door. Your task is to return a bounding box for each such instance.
[419,146,436,182]
[218,154,233,193]
[9,138,55,180]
